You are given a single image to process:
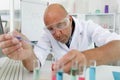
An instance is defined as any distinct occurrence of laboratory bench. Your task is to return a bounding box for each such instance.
[0,57,120,80]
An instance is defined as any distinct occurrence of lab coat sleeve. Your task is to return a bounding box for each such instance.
[33,32,51,66]
[86,20,120,47]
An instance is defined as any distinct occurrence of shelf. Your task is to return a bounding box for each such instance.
[85,13,116,32]
[85,13,115,16]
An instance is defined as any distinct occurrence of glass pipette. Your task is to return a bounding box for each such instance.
[15,35,48,51]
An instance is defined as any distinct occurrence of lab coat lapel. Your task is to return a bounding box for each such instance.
[58,41,69,51]
[70,18,83,50]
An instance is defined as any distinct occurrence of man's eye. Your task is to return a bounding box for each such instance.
[48,27,53,31]
[62,21,67,26]
[57,23,64,28]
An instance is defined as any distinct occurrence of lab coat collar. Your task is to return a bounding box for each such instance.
[57,17,83,51]
[72,16,83,34]
[69,17,83,50]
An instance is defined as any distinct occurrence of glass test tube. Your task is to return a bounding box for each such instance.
[70,61,79,80]
[51,57,56,80]
[89,60,96,80]
[56,63,64,80]
[77,63,86,80]
[33,59,40,80]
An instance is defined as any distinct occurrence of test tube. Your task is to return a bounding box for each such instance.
[51,57,56,80]
[77,63,86,80]
[70,61,79,80]
[33,59,40,80]
[89,60,96,80]
[56,63,64,80]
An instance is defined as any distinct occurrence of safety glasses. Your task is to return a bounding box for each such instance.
[45,15,70,34]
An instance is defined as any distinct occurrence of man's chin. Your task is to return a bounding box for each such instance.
[59,39,68,44]
[59,40,65,43]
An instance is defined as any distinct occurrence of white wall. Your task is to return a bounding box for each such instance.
[0,0,119,13]
[0,0,118,14]
[21,0,47,41]
[45,0,119,14]
[0,0,10,10]
[0,0,20,10]
[62,0,118,14]
[86,0,118,13]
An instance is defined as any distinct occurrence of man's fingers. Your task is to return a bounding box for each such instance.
[58,51,76,66]
[75,53,87,65]
[2,43,22,55]
[63,60,72,74]
[0,34,5,42]
[53,49,86,74]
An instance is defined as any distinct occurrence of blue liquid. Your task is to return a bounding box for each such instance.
[89,67,96,80]
[56,71,63,80]
[70,68,78,80]
[33,68,40,80]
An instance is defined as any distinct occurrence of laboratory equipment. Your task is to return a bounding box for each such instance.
[15,36,45,50]
[89,60,96,80]
[51,56,56,80]
[56,63,64,80]
[70,61,79,80]
[14,35,49,51]
[10,0,15,32]
[33,59,40,80]
[104,5,109,13]
[77,63,86,80]
[112,71,120,80]
[56,70,63,80]
[0,58,23,80]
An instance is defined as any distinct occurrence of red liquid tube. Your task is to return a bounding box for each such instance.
[77,62,86,80]
[79,77,85,80]
[51,57,56,80]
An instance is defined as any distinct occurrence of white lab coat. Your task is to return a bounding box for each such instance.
[34,17,120,66]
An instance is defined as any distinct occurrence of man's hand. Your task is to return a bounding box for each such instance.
[53,49,86,74]
[0,31,33,60]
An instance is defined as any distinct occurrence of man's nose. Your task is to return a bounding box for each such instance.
[53,30,61,37]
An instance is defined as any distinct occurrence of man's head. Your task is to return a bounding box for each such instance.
[44,3,73,43]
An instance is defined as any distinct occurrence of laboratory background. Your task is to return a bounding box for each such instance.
[0,0,120,80]
[1,0,120,59]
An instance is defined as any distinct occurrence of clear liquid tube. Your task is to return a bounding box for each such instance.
[33,59,40,80]
[70,61,78,80]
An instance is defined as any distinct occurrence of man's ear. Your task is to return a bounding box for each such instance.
[69,15,73,24]
[69,15,72,21]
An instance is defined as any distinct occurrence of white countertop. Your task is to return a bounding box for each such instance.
[0,57,120,80]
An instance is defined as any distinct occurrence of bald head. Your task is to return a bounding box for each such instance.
[44,3,68,26]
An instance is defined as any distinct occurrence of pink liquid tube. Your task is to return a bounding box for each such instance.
[51,56,56,80]
[52,63,56,80]
[79,77,85,80]
[78,61,86,80]
[52,74,56,80]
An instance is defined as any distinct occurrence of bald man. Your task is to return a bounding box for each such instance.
[0,3,120,74]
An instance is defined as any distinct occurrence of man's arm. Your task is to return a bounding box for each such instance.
[55,40,120,73]
[22,51,37,71]
[83,40,120,65]
[0,31,41,72]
